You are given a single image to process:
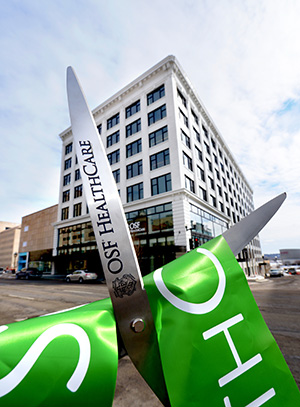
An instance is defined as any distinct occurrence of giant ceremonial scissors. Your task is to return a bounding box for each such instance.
[67,67,286,406]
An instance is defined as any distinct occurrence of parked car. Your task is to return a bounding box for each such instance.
[285,267,300,275]
[66,270,98,283]
[266,268,283,277]
[16,268,43,279]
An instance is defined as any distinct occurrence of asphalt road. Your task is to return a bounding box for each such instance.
[0,274,299,406]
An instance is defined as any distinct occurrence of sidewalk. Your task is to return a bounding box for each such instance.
[246,274,266,282]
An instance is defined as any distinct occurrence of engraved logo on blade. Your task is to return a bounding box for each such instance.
[112,274,137,298]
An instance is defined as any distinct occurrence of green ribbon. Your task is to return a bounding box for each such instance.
[0,299,117,406]
[0,236,299,406]
[144,235,300,406]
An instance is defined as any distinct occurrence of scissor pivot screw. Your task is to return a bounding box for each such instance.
[131,318,145,333]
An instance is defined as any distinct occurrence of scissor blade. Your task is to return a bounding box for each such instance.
[66,67,170,406]
[223,193,286,256]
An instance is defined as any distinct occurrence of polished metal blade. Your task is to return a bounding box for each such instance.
[223,193,286,256]
[66,67,170,406]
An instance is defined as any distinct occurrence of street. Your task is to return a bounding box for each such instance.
[0,275,299,406]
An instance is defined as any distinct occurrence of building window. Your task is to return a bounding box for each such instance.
[200,187,207,201]
[209,176,215,189]
[147,84,165,105]
[183,152,193,171]
[150,149,170,170]
[75,169,81,181]
[64,157,72,170]
[202,125,208,138]
[126,100,140,118]
[148,104,166,126]
[113,169,120,183]
[107,149,120,165]
[65,143,72,155]
[211,138,216,149]
[191,109,199,125]
[206,159,212,172]
[151,173,172,196]
[63,173,71,186]
[107,113,120,130]
[204,142,210,155]
[97,124,102,135]
[127,160,143,179]
[220,202,224,212]
[149,126,168,147]
[107,130,120,147]
[211,195,217,208]
[216,169,220,180]
[126,203,173,234]
[74,184,83,198]
[185,175,195,193]
[126,118,141,137]
[193,127,200,142]
[197,166,205,181]
[177,88,187,107]
[61,207,69,220]
[179,108,189,127]
[195,146,203,162]
[127,183,144,202]
[73,203,82,217]
[62,190,70,202]
[181,129,191,149]
[126,139,142,157]
[217,185,222,197]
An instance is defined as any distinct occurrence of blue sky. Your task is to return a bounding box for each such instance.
[0,0,299,254]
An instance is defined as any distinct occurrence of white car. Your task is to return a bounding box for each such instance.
[266,268,283,277]
[66,270,98,283]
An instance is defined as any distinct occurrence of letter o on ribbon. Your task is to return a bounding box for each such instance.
[153,248,226,314]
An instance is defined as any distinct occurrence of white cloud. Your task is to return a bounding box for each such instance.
[0,0,299,252]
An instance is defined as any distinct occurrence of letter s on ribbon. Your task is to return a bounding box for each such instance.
[0,323,90,397]
[153,248,226,314]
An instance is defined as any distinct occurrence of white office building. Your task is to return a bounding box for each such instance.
[53,55,262,276]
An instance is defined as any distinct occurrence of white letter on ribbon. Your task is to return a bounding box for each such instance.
[0,323,90,397]
[154,248,226,314]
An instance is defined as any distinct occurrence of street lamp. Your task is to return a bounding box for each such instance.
[185,221,196,232]
[185,221,197,251]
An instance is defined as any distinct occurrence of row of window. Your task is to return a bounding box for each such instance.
[109,148,170,180]
[62,185,83,203]
[61,173,172,220]
[64,125,169,181]
[127,173,172,202]
[107,104,167,141]
[185,169,249,218]
[107,125,168,153]
[176,86,253,205]
[180,128,252,217]
[63,169,81,186]
[180,127,253,213]
[105,85,165,131]
[61,203,82,220]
